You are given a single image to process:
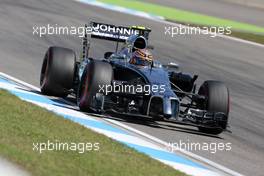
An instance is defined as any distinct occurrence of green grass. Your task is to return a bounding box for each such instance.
[229,31,264,44]
[0,89,187,176]
[99,0,264,34]
[167,20,264,44]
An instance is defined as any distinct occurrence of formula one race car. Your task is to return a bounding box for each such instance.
[40,22,230,135]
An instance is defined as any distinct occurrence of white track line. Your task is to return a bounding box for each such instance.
[0,72,40,91]
[0,72,244,176]
[104,119,243,176]
[75,0,264,48]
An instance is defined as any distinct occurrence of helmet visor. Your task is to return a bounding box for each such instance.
[133,56,152,66]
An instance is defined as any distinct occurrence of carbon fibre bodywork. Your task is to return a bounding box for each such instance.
[40,21,230,134]
[77,22,229,134]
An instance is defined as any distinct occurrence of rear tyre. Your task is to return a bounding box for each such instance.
[40,46,76,97]
[198,80,230,135]
[77,60,113,112]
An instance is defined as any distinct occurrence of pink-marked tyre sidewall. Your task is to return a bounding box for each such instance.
[77,60,113,112]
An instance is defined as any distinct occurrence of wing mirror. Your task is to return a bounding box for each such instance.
[164,62,179,70]
[104,52,113,59]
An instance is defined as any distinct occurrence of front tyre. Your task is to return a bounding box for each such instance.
[198,80,230,135]
[77,60,113,112]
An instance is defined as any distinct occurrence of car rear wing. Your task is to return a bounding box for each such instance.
[89,21,151,42]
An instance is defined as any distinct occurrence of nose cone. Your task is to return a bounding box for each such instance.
[163,97,180,119]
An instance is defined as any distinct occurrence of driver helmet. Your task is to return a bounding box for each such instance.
[129,49,153,66]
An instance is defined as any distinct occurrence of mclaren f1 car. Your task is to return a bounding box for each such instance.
[40,22,230,135]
